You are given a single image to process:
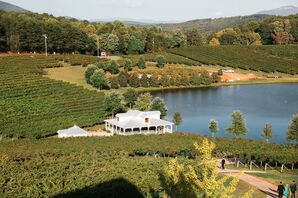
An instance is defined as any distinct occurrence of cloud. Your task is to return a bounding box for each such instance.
[101,0,146,8]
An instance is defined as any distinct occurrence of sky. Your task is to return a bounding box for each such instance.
[5,0,298,22]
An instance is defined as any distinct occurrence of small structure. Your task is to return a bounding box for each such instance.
[104,110,173,135]
[100,52,107,58]
[223,69,235,73]
[57,125,89,138]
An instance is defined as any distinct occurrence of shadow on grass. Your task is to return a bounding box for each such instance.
[53,178,143,198]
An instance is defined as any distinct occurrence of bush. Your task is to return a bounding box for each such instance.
[91,69,110,89]
[137,56,146,69]
[124,58,133,71]
[110,77,120,89]
[85,65,98,84]
[107,60,120,74]
[155,55,166,68]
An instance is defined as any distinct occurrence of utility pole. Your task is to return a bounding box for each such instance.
[42,34,48,56]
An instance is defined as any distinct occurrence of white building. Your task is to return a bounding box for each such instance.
[57,125,89,138]
[104,110,173,135]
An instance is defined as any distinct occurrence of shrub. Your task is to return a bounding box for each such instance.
[107,60,120,74]
[137,56,146,69]
[124,58,133,71]
[155,55,166,68]
[91,69,110,90]
[85,65,98,84]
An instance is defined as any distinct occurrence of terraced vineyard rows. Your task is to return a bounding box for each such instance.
[250,45,298,61]
[168,46,298,74]
[0,55,106,138]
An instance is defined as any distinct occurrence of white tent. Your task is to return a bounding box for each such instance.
[57,125,89,138]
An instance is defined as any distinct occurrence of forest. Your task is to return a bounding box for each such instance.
[0,11,297,55]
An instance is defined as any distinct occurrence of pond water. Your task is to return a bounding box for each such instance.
[152,83,298,144]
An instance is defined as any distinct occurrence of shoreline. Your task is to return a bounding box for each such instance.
[137,79,298,93]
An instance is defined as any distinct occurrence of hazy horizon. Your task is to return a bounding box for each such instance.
[3,0,298,22]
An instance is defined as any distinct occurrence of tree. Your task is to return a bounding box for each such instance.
[226,111,248,138]
[137,55,146,69]
[287,114,298,142]
[161,138,251,198]
[85,65,98,84]
[90,69,109,90]
[186,29,204,46]
[134,92,153,111]
[200,70,212,85]
[104,93,123,117]
[118,71,129,87]
[155,55,166,68]
[128,35,140,54]
[218,69,223,76]
[172,112,182,131]
[209,119,219,137]
[102,33,119,53]
[261,123,274,142]
[123,88,138,108]
[209,38,220,46]
[123,58,132,71]
[211,72,220,83]
[107,60,120,74]
[109,77,119,89]
[151,97,168,118]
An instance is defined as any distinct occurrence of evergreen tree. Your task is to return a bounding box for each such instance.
[128,73,140,88]
[123,58,132,71]
[155,55,166,68]
[118,71,129,87]
[107,60,120,74]
[172,112,182,131]
[137,55,146,69]
[151,97,168,118]
[287,114,298,142]
[139,74,149,87]
[226,111,248,138]
[109,77,119,89]
[209,119,219,138]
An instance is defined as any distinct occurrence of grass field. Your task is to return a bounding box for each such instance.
[0,133,271,197]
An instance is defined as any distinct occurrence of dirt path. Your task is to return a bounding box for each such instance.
[221,170,278,198]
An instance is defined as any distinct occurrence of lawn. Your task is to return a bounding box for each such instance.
[248,170,298,186]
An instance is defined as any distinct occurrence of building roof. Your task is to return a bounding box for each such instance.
[57,125,88,137]
[105,110,173,129]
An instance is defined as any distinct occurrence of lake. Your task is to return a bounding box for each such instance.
[152,83,298,144]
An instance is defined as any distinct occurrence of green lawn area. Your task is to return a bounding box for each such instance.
[249,170,298,186]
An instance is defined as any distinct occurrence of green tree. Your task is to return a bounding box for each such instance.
[128,73,140,88]
[261,123,274,142]
[186,29,204,46]
[85,65,98,84]
[200,70,212,85]
[118,71,129,87]
[209,119,219,138]
[104,93,123,117]
[137,55,146,69]
[102,33,119,53]
[123,88,138,108]
[90,69,109,90]
[151,97,168,118]
[287,114,298,142]
[226,110,248,138]
[107,60,120,74]
[109,77,119,89]
[123,58,132,71]
[172,112,182,131]
[155,55,166,68]
[128,35,140,54]
[134,92,153,111]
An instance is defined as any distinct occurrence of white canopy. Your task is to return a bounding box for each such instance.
[57,125,88,138]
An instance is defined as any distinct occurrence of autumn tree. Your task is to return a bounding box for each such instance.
[226,110,248,138]
[261,123,274,142]
[287,114,298,142]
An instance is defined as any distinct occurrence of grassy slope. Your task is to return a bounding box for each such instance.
[0,134,269,197]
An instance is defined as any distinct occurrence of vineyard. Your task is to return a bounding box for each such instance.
[0,133,297,197]
[125,52,202,66]
[167,46,298,74]
[250,45,298,61]
[0,55,106,138]
[54,54,107,66]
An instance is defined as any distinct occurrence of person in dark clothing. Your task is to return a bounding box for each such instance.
[221,159,226,170]
[290,180,297,198]
[277,182,285,198]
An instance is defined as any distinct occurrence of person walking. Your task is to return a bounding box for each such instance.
[290,180,297,198]
[277,182,285,198]
[221,159,226,170]
[285,184,290,198]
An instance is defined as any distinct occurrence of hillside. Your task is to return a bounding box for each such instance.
[0,0,28,12]
[157,15,271,34]
[257,5,298,16]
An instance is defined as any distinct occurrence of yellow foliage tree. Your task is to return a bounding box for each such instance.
[161,138,253,198]
[209,38,220,46]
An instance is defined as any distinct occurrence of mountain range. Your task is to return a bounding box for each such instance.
[0,0,28,12]
[257,5,298,16]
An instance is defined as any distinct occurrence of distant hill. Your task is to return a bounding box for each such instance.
[157,15,271,35]
[0,0,28,12]
[257,6,298,16]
